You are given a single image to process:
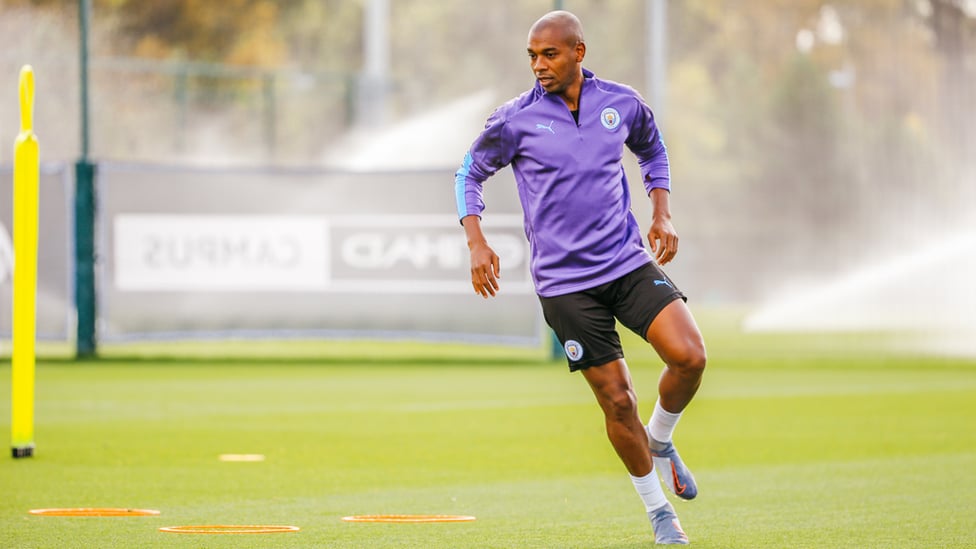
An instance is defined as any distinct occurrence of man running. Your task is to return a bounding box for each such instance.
[455,10,707,545]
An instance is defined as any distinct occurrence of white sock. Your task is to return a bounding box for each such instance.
[630,470,668,512]
[648,399,682,444]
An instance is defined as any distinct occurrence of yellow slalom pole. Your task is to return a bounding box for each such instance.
[12,65,39,458]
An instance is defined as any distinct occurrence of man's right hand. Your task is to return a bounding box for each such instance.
[468,240,501,298]
[461,215,501,298]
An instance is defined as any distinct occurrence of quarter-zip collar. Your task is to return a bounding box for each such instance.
[535,68,594,115]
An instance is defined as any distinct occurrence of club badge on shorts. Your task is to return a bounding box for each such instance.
[564,340,584,361]
[600,107,621,130]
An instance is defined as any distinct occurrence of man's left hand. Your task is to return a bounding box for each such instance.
[648,218,678,265]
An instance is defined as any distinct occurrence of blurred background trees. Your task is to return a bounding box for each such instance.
[1,0,974,300]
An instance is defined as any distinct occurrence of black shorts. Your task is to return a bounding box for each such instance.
[539,263,686,371]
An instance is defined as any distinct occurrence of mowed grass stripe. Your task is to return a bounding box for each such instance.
[1,329,975,548]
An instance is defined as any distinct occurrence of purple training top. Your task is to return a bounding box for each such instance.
[455,69,671,297]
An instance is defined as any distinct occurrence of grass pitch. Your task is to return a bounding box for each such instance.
[2,312,975,548]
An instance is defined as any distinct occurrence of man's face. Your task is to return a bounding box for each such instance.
[527,26,583,97]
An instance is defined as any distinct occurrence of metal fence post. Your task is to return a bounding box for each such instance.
[76,0,97,357]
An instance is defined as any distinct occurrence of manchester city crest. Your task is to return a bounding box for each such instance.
[564,340,584,361]
[600,107,621,130]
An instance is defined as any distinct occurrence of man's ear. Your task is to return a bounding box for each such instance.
[576,42,586,62]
